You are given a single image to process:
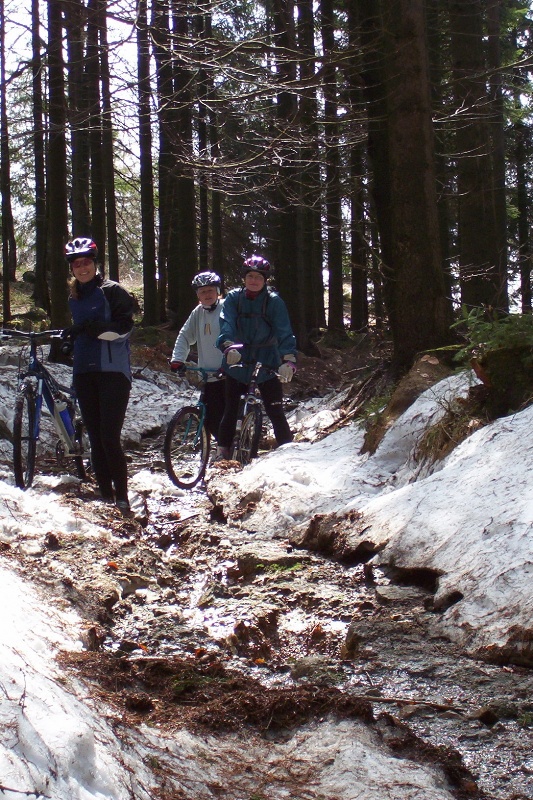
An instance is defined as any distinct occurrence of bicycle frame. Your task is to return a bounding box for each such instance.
[2,328,84,457]
[234,361,264,428]
[229,360,280,464]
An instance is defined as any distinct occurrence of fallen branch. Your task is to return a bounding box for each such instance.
[356,693,465,714]
[0,786,51,798]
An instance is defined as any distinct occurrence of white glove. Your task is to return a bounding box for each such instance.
[225,347,241,366]
[278,361,296,383]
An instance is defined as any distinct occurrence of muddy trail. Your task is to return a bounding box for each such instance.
[2,418,530,800]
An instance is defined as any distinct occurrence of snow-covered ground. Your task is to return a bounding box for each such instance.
[0,348,530,799]
[212,371,533,661]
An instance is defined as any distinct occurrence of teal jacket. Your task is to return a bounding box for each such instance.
[217,286,297,384]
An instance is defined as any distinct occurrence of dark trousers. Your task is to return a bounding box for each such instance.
[74,371,131,503]
[218,374,293,449]
[203,378,226,442]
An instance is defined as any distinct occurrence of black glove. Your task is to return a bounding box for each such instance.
[60,339,74,356]
[61,323,85,340]
[83,320,105,338]
[170,361,186,374]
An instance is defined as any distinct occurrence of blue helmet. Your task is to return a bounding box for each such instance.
[191,271,221,290]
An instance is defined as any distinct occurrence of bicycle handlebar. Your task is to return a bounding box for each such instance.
[229,360,280,378]
[1,328,64,340]
[181,363,223,382]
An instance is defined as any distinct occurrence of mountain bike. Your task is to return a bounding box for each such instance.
[229,360,280,467]
[1,328,88,489]
[163,365,219,489]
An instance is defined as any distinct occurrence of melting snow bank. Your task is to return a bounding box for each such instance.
[0,566,462,800]
[209,372,533,663]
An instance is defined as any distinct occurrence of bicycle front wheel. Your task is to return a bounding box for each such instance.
[13,387,37,489]
[164,406,210,489]
[233,405,262,466]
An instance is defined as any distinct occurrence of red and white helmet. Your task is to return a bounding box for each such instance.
[242,255,270,276]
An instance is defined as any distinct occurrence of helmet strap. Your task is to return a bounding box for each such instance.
[201,298,220,311]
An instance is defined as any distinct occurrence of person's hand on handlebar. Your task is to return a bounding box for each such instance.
[61,323,85,341]
[278,355,297,383]
[223,342,242,365]
[169,361,187,374]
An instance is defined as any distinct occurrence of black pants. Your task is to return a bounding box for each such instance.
[74,371,131,503]
[203,378,226,442]
[218,374,293,449]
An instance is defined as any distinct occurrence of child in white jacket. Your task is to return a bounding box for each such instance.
[170,272,225,444]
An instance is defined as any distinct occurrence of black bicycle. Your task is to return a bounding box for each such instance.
[230,360,278,467]
[164,365,218,489]
[1,328,88,489]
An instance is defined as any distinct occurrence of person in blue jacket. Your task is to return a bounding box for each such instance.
[215,255,297,459]
[61,237,135,512]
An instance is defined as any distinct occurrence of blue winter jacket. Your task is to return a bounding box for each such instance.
[217,286,297,384]
[69,276,134,381]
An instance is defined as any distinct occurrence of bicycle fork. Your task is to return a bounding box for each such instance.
[41,380,80,455]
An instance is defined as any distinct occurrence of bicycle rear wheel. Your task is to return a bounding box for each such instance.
[164,406,210,489]
[13,387,37,489]
[233,405,262,466]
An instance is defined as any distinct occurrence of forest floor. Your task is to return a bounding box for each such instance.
[2,328,533,800]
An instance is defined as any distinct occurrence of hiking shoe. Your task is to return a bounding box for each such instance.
[116,500,133,517]
[212,446,231,463]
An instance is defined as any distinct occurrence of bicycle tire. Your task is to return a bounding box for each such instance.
[13,387,37,489]
[164,406,210,489]
[233,405,262,466]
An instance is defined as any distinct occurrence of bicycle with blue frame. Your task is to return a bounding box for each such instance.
[1,327,88,489]
[163,364,219,489]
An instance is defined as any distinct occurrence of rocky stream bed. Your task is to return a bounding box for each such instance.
[1,340,533,800]
[1,427,531,800]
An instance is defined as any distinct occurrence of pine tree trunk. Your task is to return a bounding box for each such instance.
[450,0,507,310]
[65,0,91,236]
[31,0,49,312]
[0,0,17,295]
[137,0,159,325]
[382,0,453,371]
[321,0,345,335]
[87,0,105,266]
[47,0,70,329]
[99,0,120,282]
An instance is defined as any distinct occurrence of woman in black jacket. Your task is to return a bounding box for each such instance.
[62,237,134,512]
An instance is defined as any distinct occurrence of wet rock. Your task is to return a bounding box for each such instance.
[290,655,342,684]
[290,511,379,562]
[340,620,361,659]
[471,706,500,726]
[80,624,107,651]
[44,532,61,550]
[102,588,120,610]
[235,542,309,578]
[124,692,154,713]
[155,532,173,549]
[117,573,151,598]
[375,584,429,604]
[117,639,145,653]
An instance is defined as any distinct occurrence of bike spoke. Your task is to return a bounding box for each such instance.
[164,407,209,489]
